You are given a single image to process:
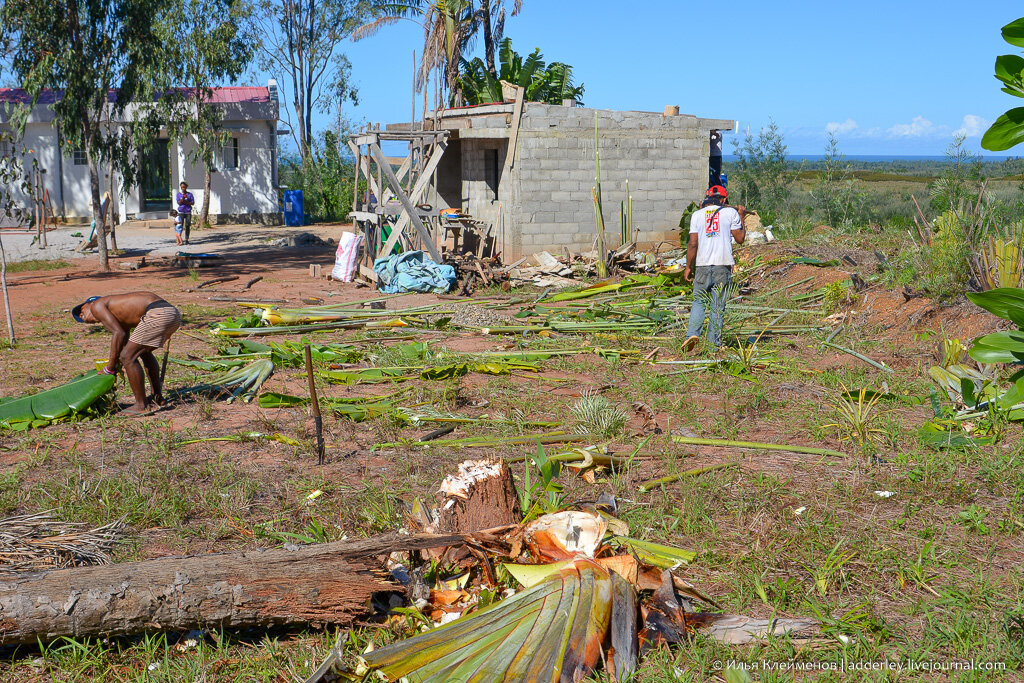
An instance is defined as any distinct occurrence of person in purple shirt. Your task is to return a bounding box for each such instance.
[175,181,195,244]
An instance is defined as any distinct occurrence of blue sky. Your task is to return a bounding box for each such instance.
[271,1,1024,157]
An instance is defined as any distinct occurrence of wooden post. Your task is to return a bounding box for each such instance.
[305,345,325,465]
[39,170,47,248]
[353,144,361,212]
[33,168,41,249]
[0,234,14,344]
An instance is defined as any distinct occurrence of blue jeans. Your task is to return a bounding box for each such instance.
[687,265,732,347]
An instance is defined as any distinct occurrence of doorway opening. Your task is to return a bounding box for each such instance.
[141,140,171,212]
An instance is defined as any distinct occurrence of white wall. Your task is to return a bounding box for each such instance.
[2,122,115,226]
[3,109,278,224]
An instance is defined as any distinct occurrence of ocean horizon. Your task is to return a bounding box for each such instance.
[723,154,1019,163]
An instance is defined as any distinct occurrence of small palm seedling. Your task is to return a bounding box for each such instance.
[721,338,777,379]
[802,541,857,597]
[824,384,887,453]
[570,391,627,438]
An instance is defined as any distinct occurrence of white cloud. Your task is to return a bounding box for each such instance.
[823,118,856,135]
[826,119,858,135]
[955,114,989,137]
[887,116,951,138]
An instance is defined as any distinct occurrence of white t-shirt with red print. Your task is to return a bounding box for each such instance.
[689,205,742,267]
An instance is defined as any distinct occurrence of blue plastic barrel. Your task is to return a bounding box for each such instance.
[284,190,305,226]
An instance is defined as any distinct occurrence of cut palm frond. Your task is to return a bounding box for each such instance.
[361,558,617,682]
[170,359,274,404]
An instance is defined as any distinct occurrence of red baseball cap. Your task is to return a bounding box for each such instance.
[706,185,727,199]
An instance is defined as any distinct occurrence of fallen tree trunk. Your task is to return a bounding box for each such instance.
[0,532,465,646]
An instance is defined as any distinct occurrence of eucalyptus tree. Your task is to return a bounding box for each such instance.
[1,0,169,271]
[155,0,255,228]
[251,0,363,161]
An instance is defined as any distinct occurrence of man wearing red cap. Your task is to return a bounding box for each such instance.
[683,185,746,350]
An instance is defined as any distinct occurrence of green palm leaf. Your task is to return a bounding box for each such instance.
[0,371,116,427]
[968,330,1024,363]
[362,559,617,682]
[967,287,1024,326]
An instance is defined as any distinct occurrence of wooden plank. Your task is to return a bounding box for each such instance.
[359,264,379,282]
[501,86,525,183]
[353,143,361,211]
[456,129,511,139]
[374,140,447,261]
[347,140,382,198]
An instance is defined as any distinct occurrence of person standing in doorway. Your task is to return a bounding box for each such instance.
[175,181,195,244]
[682,185,746,351]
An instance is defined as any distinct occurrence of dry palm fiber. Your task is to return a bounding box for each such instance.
[0,512,123,572]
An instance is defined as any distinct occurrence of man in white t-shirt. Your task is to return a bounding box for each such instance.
[682,185,747,351]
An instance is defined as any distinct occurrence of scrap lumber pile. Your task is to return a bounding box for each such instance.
[444,253,508,294]
[508,250,577,289]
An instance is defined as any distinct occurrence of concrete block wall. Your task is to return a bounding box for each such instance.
[500,103,731,258]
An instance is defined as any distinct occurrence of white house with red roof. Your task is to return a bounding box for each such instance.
[0,83,282,225]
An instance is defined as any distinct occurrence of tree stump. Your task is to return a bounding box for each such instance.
[438,459,522,533]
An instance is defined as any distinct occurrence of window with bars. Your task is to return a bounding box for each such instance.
[222,138,239,170]
[72,149,87,165]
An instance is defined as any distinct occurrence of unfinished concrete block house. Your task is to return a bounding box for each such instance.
[365,101,733,261]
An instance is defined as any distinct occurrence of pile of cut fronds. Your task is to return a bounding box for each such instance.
[170,359,274,403]
[0,512,124,571]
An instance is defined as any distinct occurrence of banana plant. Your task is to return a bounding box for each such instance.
[966,288,1024,363]
[0,371,116,430]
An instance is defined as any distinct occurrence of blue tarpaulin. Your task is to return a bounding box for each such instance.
[373,251,457,294]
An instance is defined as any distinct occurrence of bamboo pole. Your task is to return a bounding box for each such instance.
[593,115,607,278]
[638,461,738,493]
[820,341,893,373]
[670,436,845,458]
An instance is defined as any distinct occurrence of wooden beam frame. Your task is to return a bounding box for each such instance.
[368,141,442,263]
[377,139,448,259]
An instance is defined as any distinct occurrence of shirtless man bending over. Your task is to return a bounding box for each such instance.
[72,292,182,415]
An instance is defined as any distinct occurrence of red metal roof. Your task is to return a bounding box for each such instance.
[0,87,270,105]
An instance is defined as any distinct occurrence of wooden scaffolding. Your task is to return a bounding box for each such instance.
[347,126,449,282]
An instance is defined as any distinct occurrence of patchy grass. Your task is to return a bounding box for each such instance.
[2,241,1024,680]
[3,259,74,273]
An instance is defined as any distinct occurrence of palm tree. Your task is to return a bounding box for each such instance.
[475,0,521,76]
[356,1,478,107]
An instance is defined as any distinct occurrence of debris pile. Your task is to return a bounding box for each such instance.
[311,458,823,681]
